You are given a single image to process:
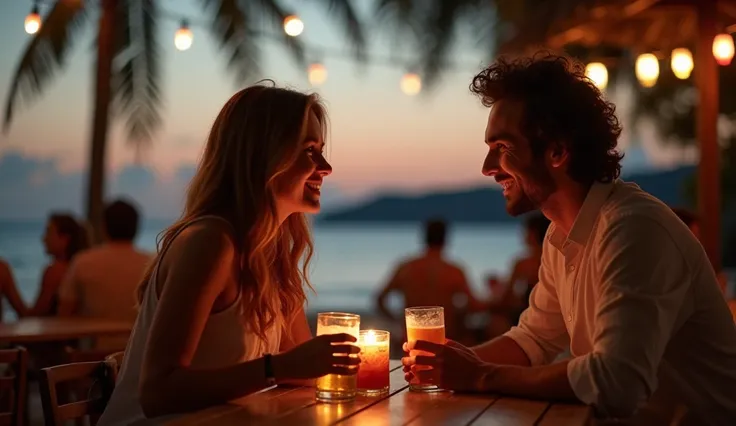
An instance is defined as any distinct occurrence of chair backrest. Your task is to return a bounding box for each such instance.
[38,359,116,426]
[0,347,28,426]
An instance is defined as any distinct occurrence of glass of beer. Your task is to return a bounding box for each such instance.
[357,330,390,396]
[405,306,445,392]
[315,312,360,402]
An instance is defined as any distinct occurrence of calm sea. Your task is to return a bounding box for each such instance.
[0,220,524,321]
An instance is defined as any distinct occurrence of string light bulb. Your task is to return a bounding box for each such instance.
[307,63,327,86]
[635,53,659,88]
[585,62,608,90]
[283,15,304,37]
[400,73,422,96]
[174,20,193,51]
[670,48,693,79]
[713,33,735,66]
[25,5,41,35]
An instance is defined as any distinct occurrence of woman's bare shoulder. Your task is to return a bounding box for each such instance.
[157,218,239,294]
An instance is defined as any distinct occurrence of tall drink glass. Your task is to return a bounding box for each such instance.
[357,330,390,396]
[315,312,360,402]
[405,306,445,392]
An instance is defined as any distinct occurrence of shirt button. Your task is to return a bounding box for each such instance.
[567,315,573,322]
[568,265,575,272]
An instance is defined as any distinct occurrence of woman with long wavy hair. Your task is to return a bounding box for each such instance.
[100,84,359,424]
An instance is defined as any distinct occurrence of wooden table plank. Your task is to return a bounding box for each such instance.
[165,360,404,426]
[404,392,498,426]
[469,397,549,425]
[163,386,299,426]
[0,317,131,344]
[336,388,449,426]
[278,366,408,425]
[536,403,593,426]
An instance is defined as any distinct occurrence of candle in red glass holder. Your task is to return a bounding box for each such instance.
[357,330,390,395]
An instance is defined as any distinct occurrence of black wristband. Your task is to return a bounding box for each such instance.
[264,353,276,386]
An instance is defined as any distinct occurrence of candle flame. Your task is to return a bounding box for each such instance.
[364,330,377,344]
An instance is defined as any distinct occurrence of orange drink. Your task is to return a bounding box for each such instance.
[357,330,390,395]
[405,306,445,392]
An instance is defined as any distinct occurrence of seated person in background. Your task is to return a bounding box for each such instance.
[32,213,89,316]
[58,199,152,349]
[0,258,29,320]
[486,213,550,336]
[672,207,729,295]
[376,219,486,342]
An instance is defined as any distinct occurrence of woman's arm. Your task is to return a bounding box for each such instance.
[0,260,29,317]
[139,222,271,416]
[31,263,66,316]
[279,307,315,387]
[138,223,358,417]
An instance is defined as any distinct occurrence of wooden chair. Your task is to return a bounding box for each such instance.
[60,348,124,426]
[38,359,116,426]
[0,347,28,426]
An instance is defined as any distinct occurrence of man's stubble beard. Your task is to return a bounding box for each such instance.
[506,162,556,217]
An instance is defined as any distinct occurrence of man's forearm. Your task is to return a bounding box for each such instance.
[472,335,531,366]
[480,360,579,402]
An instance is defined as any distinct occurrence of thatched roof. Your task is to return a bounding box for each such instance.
[499,0,736,55]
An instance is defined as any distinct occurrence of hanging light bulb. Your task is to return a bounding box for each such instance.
[585,62,608,90]
[670,48,694,79]
[635,53,659,88]
[25,5,41,35]
[713,33,735,66]
[400,73,422,96]
[174,20,193,51]
[307,63,327,86]
[283,15,304,37]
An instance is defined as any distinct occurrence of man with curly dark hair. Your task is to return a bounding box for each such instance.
[403,53,736,425]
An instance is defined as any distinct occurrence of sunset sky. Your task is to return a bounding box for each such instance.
[0,0,698,219]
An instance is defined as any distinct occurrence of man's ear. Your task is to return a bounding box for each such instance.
[548,141,569,169]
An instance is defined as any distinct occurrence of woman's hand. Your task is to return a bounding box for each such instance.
[273,333,360,381]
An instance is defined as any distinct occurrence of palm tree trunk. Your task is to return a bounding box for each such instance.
[86,0,117,244]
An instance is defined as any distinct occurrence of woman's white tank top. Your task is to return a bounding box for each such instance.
[98,216,282,425]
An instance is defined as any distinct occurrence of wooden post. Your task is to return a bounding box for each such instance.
[695,0,721,271]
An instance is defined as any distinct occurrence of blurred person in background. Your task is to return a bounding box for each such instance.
[671,207,729,295]
[485,213,550,338]
[58,199,153,350]
[376,219,487,342]
[31,213,89,316]
[0,258,29,320]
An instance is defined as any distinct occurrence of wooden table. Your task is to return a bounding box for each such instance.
[166,361,592,425]
[0,317,131,344]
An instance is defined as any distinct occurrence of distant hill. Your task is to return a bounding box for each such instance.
[320,166,697,223]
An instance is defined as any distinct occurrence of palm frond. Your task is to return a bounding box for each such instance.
[320,0,367,62]
[3,1,87,132]
[111,0,162,157]
[373,0,420,55]
[201,0,261,82]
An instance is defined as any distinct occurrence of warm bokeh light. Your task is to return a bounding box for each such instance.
[400,73,422,96]
[283,15,304,37]
[670,48,693,79]
[713,33,735,66]
[307,63,327,86]
[174,21,193,51]
[24,9,41,35]
[585,62,608,90]
[635,53,659,88]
